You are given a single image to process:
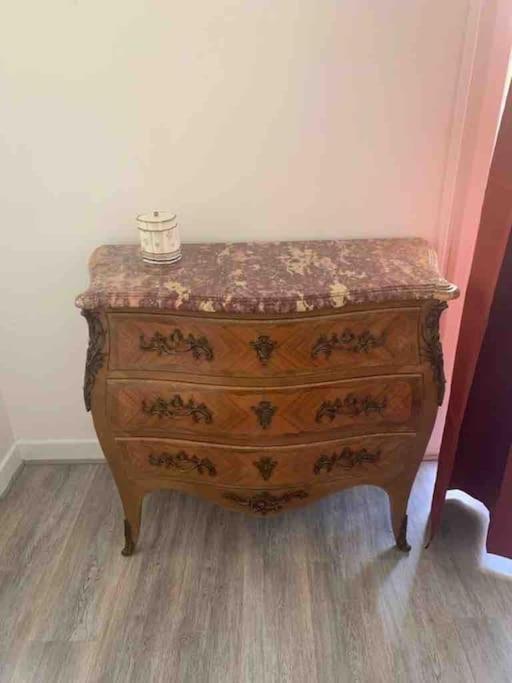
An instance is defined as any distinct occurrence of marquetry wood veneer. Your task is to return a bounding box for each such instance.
[77,239,457,556]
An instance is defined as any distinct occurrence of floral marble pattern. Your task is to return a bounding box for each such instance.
[75,238,458,314]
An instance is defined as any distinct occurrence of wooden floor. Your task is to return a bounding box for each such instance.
[1,463,511,683]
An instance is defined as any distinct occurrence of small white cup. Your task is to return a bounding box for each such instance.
[137,211,182,264]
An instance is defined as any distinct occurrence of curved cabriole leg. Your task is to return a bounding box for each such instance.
[118,483,144,557]
[388,484,413,553]
[122,519,136,557]
[396,514,411,553]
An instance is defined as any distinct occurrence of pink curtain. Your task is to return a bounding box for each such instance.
[430,83,512,558]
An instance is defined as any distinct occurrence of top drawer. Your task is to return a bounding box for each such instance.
[109,308,420,378]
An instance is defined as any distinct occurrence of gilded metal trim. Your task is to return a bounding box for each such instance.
[313,447,381,474]
[251,400,277,429]
[121,519,135,557]
[142,394,213,423]
[223,490,308,515]
[315,393,387,423]
[249,335,278,365]
[140,329,213,361]
[421,301,448,405]
[253,456,277,481]
[148,450,217,476]
[396,514,411,552]
[311,329,384,359]
[81,310,106,412]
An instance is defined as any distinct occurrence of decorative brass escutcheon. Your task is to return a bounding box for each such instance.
[253,456,277,481]
[251,400,277,429]
[249,335,278,365]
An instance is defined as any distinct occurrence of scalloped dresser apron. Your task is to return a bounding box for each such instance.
[75,238,458,556]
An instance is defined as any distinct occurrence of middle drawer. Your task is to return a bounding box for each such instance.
[107,375,422,443]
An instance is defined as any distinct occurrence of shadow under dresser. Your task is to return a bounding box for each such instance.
[75,238,458,555]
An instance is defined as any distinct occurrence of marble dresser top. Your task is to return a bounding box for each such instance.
[75,238,458,314]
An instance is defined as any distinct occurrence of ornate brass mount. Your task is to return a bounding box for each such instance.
[121,519,135,557]
[253,456,277,481]
[140,329,213,361]
[251,400,277,429]
[313,447,381,474]
[396,514,411,552]
[223,490,308,515]
[311,329,384,359]
[249,335,278,365]
[148,451,216,476]
[315,393,387,423]
[421,301,447,405]
[81,310,106,412]
[142,394,213,423]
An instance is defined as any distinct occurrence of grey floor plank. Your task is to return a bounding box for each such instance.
[0,465,96,682]
[23,465,126,644]
[0,462,511,683]
[8,641,95,683]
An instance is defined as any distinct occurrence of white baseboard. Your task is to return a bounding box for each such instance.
[16,439,105,464]
[0,442,24,499]
[0,439,105,497]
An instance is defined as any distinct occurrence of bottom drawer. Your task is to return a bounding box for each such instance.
[115,433,416,489]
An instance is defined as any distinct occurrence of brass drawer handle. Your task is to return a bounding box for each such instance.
[249,335,278,365]
[223,490,308,515]
[148,451,217,476]
[315,393,387,423]
[251,400,277,429]
[313,447,381,474]
[311,329,384,359]
[140,329,213,361]
[142,394,213,423]
[253,456,277,481]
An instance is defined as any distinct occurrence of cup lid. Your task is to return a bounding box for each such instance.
[137,210,176,224]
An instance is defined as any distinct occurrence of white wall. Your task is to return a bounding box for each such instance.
[0,389,14,459]
[0,0,473,440]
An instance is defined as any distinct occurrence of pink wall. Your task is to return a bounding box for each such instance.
[428,0,512,455]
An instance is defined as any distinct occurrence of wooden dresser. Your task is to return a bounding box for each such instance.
[76,238,458,555]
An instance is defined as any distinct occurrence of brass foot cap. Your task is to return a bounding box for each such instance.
[396,514,411,552]
[121,519,136,557]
